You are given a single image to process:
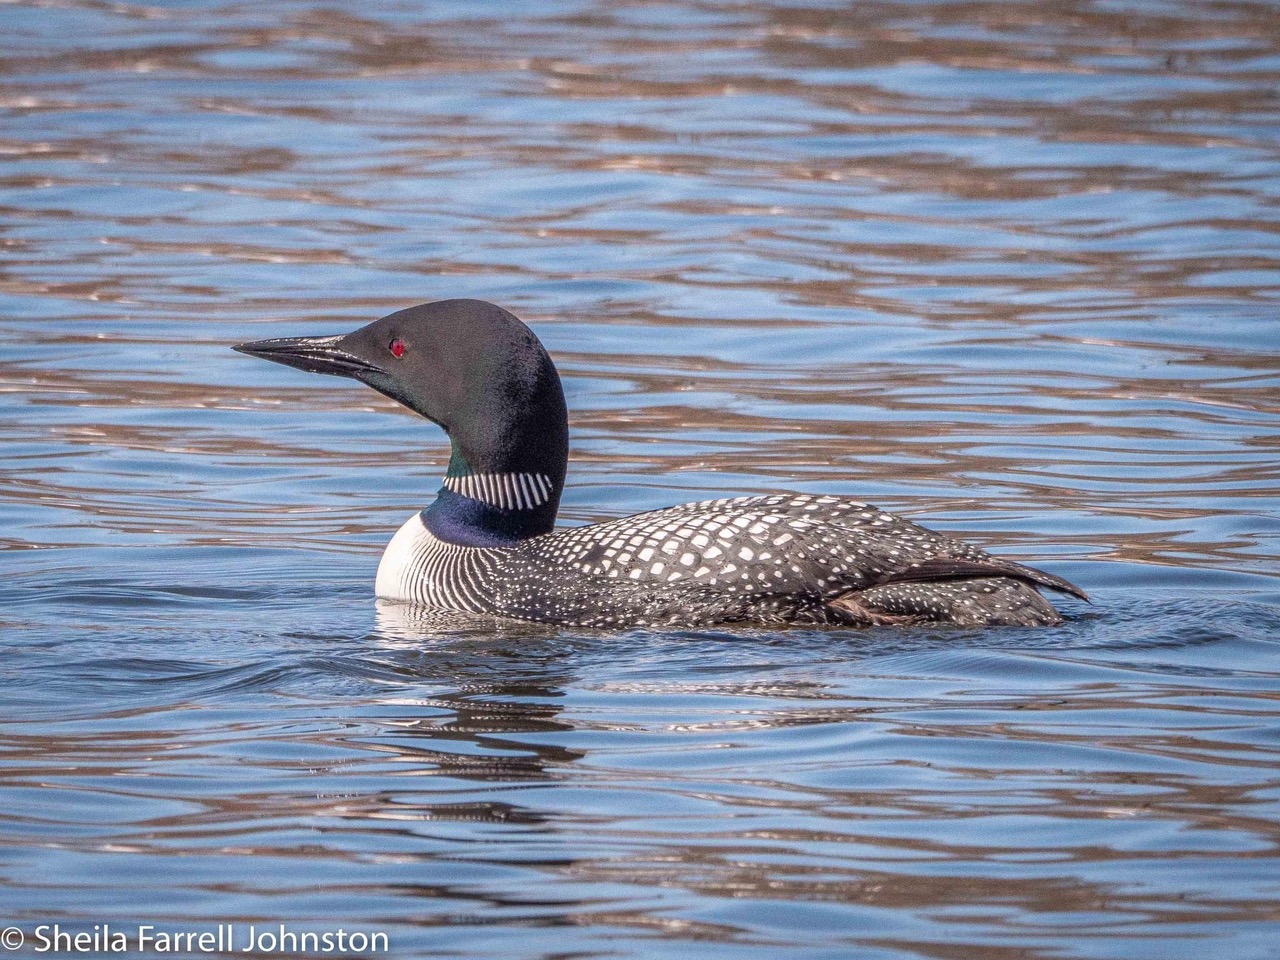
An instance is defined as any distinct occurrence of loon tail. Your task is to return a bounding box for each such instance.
[828,557,1088,627]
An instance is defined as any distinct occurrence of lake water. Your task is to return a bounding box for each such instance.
[2,1,1279,957]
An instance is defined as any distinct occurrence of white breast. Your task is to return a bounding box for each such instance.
[375,512,433,602]
[374,512,500,612]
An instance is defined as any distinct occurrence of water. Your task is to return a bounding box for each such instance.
[2,1,1279,957]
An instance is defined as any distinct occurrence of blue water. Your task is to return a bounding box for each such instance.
[2,1,1279,958]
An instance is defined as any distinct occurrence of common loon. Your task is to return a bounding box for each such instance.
[235,299,1086,628]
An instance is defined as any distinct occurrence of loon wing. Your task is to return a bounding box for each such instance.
[872,557,1089,602]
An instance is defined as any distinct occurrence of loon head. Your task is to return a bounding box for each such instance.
[234,299,568,545]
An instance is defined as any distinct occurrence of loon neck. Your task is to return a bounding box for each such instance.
[423,440,566,547]
[423,487,557,547]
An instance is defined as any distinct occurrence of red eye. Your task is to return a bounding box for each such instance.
[389,338,405,358]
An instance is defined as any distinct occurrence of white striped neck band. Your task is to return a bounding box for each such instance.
[441,471,554,511]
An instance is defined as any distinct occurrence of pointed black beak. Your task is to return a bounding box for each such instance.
[232,334,384,381]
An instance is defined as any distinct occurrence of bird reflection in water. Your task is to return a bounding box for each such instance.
[361,600,584,820]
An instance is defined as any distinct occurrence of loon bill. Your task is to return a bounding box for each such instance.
[234,299,1087,628]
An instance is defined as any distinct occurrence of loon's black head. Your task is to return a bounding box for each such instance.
[234,299,568,545]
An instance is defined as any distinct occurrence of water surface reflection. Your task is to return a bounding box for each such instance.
[2,0,1279,957]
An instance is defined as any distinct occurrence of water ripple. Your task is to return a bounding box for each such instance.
[1,1,1278,958]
